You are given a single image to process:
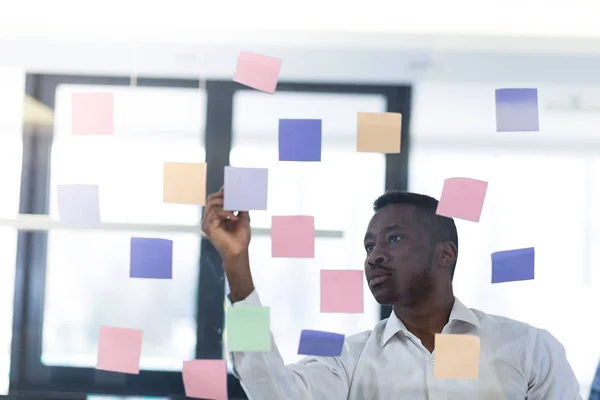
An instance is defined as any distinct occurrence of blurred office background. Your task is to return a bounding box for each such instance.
[1,0,600,398]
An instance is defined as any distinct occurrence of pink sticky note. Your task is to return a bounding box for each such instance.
[436,177,488,223]
[96,326,142,374]
[320,270,364,313]
[233,52,282,94]
[271,216,315,258]
[71,93,114,135]
[182,360,228,400]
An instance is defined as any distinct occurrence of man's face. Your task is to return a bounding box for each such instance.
[363,204,437,307]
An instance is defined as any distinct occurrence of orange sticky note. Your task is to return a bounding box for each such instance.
[356,112,402,153]
[434,334,480,379]
[163,162,207,205]
[233,52,282,94]
[436,177,488,222]
[182,359,228,400]
[320,270,364,313]
[271,216,315,258]
[96,326,143,374]
[71,93,114,135]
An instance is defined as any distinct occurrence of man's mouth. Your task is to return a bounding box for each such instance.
[369,275,391,288]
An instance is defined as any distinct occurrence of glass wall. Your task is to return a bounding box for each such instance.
[42,84,206,371]
[229,91,387,364]
[409,81,600,397]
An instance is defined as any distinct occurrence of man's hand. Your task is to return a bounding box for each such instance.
[201,187,254,302]
[202,187,251,259]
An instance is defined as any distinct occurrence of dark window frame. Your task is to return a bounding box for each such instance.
[10,74,411,399]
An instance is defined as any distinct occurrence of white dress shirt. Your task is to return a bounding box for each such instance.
[229,290,582,400]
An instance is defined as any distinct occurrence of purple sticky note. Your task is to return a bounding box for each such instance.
[278,119,322,161]
[224,166,268,211]
[298,330,345,357]
[495,89,539,132]
[57,184,101,226]
[130,238,173,279]
[491,247,534,283]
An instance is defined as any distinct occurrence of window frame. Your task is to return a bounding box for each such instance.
[10,75,412,398]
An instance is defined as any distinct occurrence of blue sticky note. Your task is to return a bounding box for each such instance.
[491,247,534,283]
[224,166,268,211]
[298,330,345,357]
[495,89,539,132]
[130,238,173,279]
[278,119,322,161]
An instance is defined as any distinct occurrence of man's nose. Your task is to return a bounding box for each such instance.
[368,250,389,267]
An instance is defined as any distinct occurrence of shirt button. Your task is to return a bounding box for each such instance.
[430,358,435,364]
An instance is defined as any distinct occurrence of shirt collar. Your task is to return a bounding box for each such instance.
[380,297,481,347]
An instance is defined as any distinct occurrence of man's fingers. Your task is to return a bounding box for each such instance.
[237,211,250,221]
[203,203,238,221]
[206,191,224,203]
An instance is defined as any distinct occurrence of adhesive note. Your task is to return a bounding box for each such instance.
[96,326,143,374]
[271,216,315,258]
[320,270,364,313]
[356,112,402,153]
[226,306,270,352]
[278,119,322,161]
[495,88,539,132]
[130,237,173,279]
[71,92,114,135]
[233,52,282,94]
[57,184,101,226]
[491,247,535,283]
[163,162,207,205]
[182,359,228,400]
[434,334,480,379]
[298,330,345,357]
[436,177,488,222]
[223,166,268,211]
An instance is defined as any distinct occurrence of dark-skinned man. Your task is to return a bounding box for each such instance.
[202,187,581,399]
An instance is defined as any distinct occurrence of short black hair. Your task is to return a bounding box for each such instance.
[373,191,459,278]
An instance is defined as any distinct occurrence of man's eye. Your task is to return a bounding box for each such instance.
[388,235,403,244]
[365,243,374,252]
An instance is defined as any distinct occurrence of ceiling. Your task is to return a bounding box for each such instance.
[2,0,600,41]
[2,1,600,84]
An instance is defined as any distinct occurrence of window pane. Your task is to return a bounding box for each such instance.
[43,85,205,371]
[50,85,206,225]
[0,66,25,394]
[229,90,386,364]
[42,230,199,370]
[409,147,594,396]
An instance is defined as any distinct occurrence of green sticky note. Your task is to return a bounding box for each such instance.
[226,306,271,352]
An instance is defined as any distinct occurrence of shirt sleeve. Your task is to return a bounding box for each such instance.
[526,329,582,400]
[228,289,351,400]
[590,360,600,400]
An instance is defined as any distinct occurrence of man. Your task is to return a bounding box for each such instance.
[591,359,600,399]
[202,188,581,399]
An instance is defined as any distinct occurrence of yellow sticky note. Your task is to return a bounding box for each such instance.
[434,334,480,379]
[163,162,207,205]
[356,112,402,153]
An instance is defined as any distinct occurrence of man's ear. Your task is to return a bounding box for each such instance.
[439,241,458,267]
